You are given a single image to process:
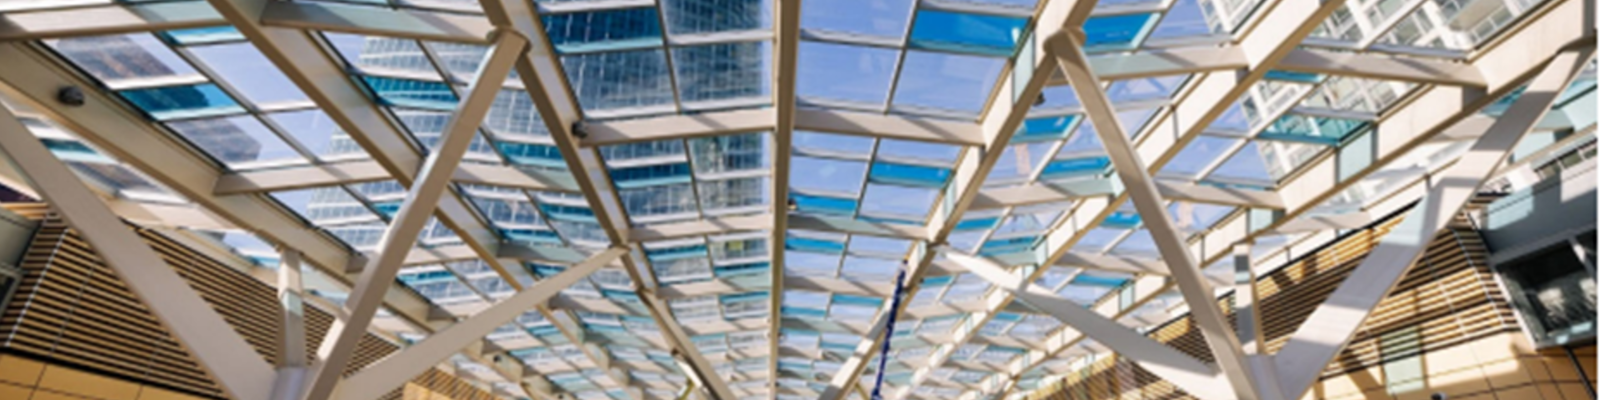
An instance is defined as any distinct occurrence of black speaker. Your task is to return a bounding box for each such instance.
[57,86,85,107]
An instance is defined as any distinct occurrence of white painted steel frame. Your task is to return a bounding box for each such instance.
[1272,46,1595,400]
[1050,29,1267,400]
[0,104,277,400]
[473,0,737,397]
[301,30,527,400]
[0,0,1589,397]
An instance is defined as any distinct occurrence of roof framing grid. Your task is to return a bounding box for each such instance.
[469,0,738,398]
[816,0,1108,397]
[154,0,630,395]
[0,96,277,400]
[982,0,1593,397]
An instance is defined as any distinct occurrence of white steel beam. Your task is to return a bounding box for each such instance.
[0,41,443,347]
[969,178,1284,211]
[578,108,775,146]
[302,30,526,400]
[770,0,801,394]
[944,250,1234,400]
[338,248,627,400]
[474,0,735,397]
[212,161,580,195]
[994,0,1591,396]
[1274,48,1487,87]
[1051,29,1265,400]
[1273,46,1594,400]
[0,104,276,400]
[836,0,1106,397]
[272,249,309,400]
[0,1,224,40]
[259,0,494,44]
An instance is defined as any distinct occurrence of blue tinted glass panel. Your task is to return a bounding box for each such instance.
[1265,70,1325,83]
[359,76,458,110]
[868,162,951,188]
[498,142,566,167]
[1038,156,1110,180]
[1082,13,1158,52]
[907,10,1027,57]
[673,41,771,106]
[955,217,1000,231]
[543,8,663,53]
[787,236,846,254]
[800,0,914,38]
[118,83,243,120]
[1258,115,1366,145]
[979,236,1036,255]
[161,26,244,45]
[797,42,896,105]
[661,0,770,34]
[610,163,693,188]
[791,193,857,215]
[562,49,675,112]
[1102,211,1141,229]
[1015,115,1079,143]
[1072,274,1128,287]
[892,51,1005,113]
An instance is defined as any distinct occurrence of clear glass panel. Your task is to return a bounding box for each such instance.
[798,42,897,106]
[187,43,308,105]
[266,110,372,161]
[672,41,772,107]
[562,49,676,112]
[801,0,914,38]
[167,115,305,168]
[892,51,1005,114]
[46,34,198,82]
[661,0,771,34]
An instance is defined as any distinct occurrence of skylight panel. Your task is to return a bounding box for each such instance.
[906,9,1028,57]
[1081,13,1160,52]
[1160,135,1240,178]
[187,43,309,106]
[797,42,898,106]
[801,0,915,38]
[266,110,373,161]
[166,115,307,169]
[890,51,1006,115]
[673,41,773,109]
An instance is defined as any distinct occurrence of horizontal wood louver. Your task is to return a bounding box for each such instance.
[0,205,499,400]
[1033,207,1518,400]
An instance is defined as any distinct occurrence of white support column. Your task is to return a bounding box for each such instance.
[769,0,800,394]
[946,250,1234,400]
[302,31,527,400]
[820,0,1097,395]
[272,249,310,400]
[474,0,735,397]
[338,248,628,400]
[1049,30,1264,400]
[0,105,275,400]
[1273,46,1595,400]
[1232,243,1262,355]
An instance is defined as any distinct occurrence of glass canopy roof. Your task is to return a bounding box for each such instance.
[0,0,1591,398]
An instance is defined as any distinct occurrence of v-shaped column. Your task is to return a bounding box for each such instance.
[300,30,528,400]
